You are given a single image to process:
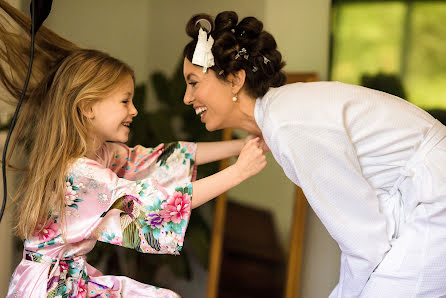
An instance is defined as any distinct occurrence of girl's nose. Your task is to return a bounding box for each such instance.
[130,103,138,117]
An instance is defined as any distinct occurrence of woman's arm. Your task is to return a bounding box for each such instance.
[191,137,266,208]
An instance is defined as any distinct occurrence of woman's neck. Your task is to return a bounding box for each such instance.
[235,95,262,135]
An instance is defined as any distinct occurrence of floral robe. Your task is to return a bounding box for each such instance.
[7,141,197,298]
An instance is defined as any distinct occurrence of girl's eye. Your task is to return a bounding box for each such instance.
[122,100,129,104]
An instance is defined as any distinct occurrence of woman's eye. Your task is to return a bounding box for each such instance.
[188,81,197,86]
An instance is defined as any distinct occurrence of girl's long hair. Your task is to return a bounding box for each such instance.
[0,1,134,239]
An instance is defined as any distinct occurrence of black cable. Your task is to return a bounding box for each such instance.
[0,0,36,222]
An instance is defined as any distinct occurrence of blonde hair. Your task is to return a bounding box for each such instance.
[0,1,134,239]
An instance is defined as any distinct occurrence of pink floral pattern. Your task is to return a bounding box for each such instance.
[76,278,87,298]
[59,260,69,272]
[34,220,59,242]
[7,141,196,298]
[161,191,191,224]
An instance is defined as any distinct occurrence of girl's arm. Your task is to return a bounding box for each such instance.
[195,138,245,166]
[195,134,268,165]
[191,137,266,208]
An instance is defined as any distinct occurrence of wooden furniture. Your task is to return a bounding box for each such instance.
[218,201,285,298]
[206,128,232,298]
[283,72,318,298]
[206,72,319,298]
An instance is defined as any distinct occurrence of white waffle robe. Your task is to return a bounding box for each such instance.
[254,82,446,298]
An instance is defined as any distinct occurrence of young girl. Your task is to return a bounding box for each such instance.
[0,3,266,298]
[181,11,446,297]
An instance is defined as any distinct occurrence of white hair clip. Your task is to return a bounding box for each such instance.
[263,56,270,64]
[192,28,215,73]
[235,48,249,60]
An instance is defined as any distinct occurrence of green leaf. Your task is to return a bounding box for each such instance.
[153,228,160,239]
[142,224,151,234]
[165,221,184,235]
[68,204,78,210]
[46,239,56,246]
[146,197,162,211]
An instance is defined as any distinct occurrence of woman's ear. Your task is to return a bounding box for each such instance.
[230,69,246,94]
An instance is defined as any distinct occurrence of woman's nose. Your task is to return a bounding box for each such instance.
[183,90,193,105]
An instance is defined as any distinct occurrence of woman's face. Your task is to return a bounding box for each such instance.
[183,58,236,131]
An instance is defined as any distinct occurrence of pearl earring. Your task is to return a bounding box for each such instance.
[232,93,238,102]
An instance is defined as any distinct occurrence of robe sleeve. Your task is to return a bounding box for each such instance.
[64,141,196,255]
[105,141,197,182]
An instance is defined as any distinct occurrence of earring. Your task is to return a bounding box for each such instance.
[232,93,238,102]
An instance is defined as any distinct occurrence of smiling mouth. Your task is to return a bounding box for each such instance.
[122,122,131,128]
[195,107,207,117]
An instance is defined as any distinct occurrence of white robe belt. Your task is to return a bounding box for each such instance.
[378,120,446,242]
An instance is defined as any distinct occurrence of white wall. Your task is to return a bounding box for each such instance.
[0,1,340,297]
[265,0,331,80]
[45,0,151,85]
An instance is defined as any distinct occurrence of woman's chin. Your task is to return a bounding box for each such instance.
[205,122,227,132]
[205,122,217,132]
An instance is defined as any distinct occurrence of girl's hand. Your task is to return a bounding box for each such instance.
[259,138,270,152]
[243,134,257,145]
[233,137,267,181]
[244,134,270,152]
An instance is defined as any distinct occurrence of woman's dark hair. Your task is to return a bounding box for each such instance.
[183,11,286,98]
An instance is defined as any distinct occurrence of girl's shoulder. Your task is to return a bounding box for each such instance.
[67,157,104,179]
[68,143,126,174]
[66,156,121,193]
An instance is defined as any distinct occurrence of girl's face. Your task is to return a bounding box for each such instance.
[183,58,236,131]
[88,74,137,144]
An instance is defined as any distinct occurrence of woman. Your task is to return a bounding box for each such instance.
[181,11,446,298]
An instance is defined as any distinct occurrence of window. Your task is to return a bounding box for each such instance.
[331,0,446,110]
